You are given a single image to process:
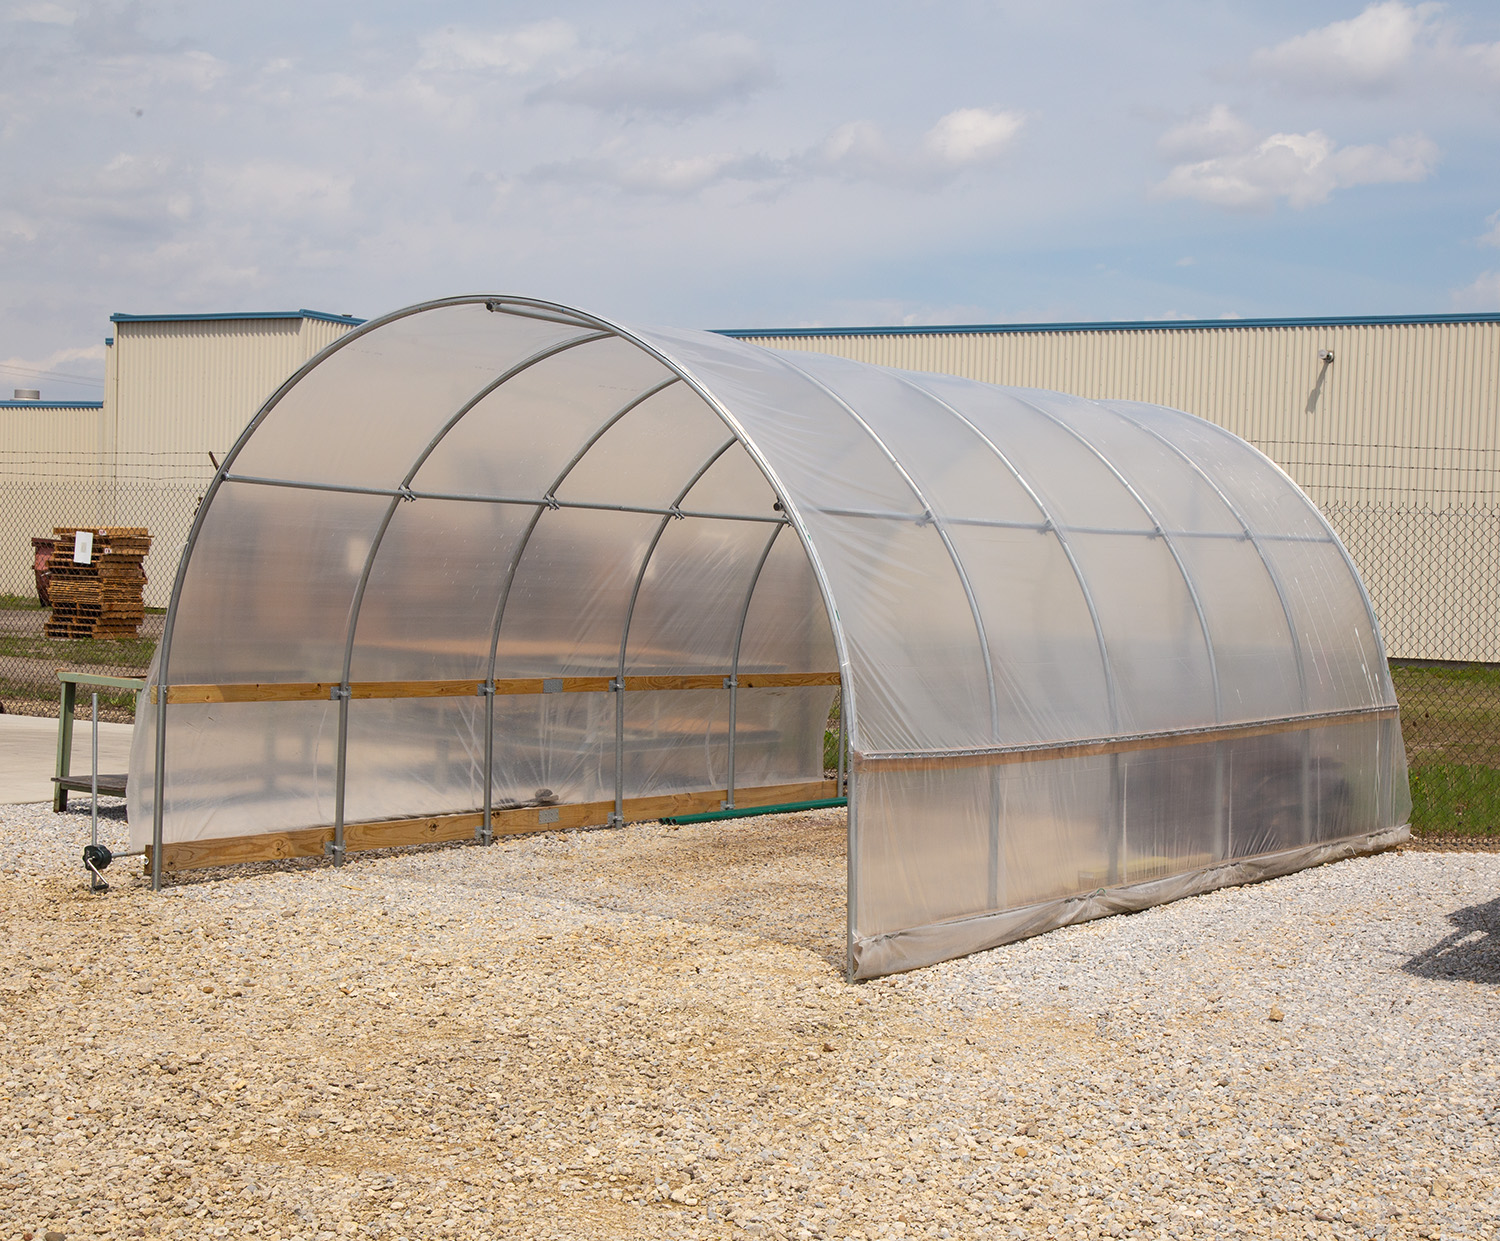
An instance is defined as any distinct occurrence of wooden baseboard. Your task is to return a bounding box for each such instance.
[149,779,838,872]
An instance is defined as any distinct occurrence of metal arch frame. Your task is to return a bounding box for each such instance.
[611,437,741,824]
[148,295,856,889]
[327,329,613,859]
[142,294,863,983]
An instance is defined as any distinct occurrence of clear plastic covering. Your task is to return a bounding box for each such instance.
[130,297,1409,978]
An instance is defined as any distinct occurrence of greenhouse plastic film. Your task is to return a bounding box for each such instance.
[131,297,1410,982]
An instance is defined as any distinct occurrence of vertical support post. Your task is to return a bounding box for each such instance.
[54,676,77,812]
[1107,753,1123,885]
[479,681,495,844]
[151,679,166,890]
[1300,731,1314,846]
[1224,746,1235,860]
[611,678,625,828]
[988,768,1001,910]
[90,691,99,852]
[1212,742,1227,861]
[330,684,350,865]
[724,676,739,810]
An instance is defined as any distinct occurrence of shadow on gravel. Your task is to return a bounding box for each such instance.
[1402,896,1500,985]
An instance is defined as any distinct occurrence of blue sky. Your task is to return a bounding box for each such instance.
[3,0,1499,400]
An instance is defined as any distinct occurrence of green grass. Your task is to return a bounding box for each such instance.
[0,593,44,611]
[0,678,139,715]
[1386,663,1500,836]
[0,632,156,669]
[1408,763,1500,839]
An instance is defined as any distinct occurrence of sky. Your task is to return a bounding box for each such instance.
[2,0,1499,401]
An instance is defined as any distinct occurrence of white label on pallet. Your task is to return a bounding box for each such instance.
[73,530,93,564]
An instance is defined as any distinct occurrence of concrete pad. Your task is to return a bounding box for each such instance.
[0,712,135,805]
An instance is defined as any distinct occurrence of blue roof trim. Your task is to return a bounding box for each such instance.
[0,401,103,410]
[716,311,1500,339]
[105,336,113,346]
[109,309,364,325]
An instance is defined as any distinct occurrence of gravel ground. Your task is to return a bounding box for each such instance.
[1,800,1497,1241]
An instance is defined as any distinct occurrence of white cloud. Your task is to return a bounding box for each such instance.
[1251,1,1438,92]
[1157,129,1437,211]
[531,106,1022,198]
[922,108,1024,167]
[530,31,771,118]
[1249,1,1500,94]
[416,21,577,76]
[1157,105,1257,162]
[1480,211,1500,247]
[1451,270,1500,310]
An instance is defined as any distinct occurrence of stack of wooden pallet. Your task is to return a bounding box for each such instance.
[43,527,152,639]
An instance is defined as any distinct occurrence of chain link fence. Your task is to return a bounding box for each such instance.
[0,466,1495,833]
[1320,500,1500,835]
[0,473,203,722]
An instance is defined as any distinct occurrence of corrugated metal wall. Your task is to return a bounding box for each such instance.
[104,316,358,604]
[111,318,312,483]
[0,315,359,606]
[737,320,1500,662]
[0,403,107,596]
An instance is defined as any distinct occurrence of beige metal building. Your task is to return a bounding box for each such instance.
[6,307,1495,659]
[725,314,1500,663]
[2,310,360,604]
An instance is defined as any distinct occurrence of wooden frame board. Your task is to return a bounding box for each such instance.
[147,779,839,872]
[853,706,1398,772]
[155,671,840,705]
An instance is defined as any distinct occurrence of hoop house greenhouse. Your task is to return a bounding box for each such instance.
[128,295,1410,979]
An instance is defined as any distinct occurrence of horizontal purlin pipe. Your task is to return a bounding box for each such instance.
[154,671,841,705]
[854,705,1398,772]
[219,473,789,525]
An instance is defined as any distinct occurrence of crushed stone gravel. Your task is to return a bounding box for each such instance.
[1,797,1496,1241]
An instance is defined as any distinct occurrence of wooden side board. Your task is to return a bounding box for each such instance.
[157,672,840,705]
[853,706,1399,773]
[149,779,839,872]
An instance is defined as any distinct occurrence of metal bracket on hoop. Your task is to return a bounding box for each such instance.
[606,812,624,828]
[477,680,495,698]
[608,678,623,693]
[475,824,494,845]
[323,841,346,861]
[330,684,351,702]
